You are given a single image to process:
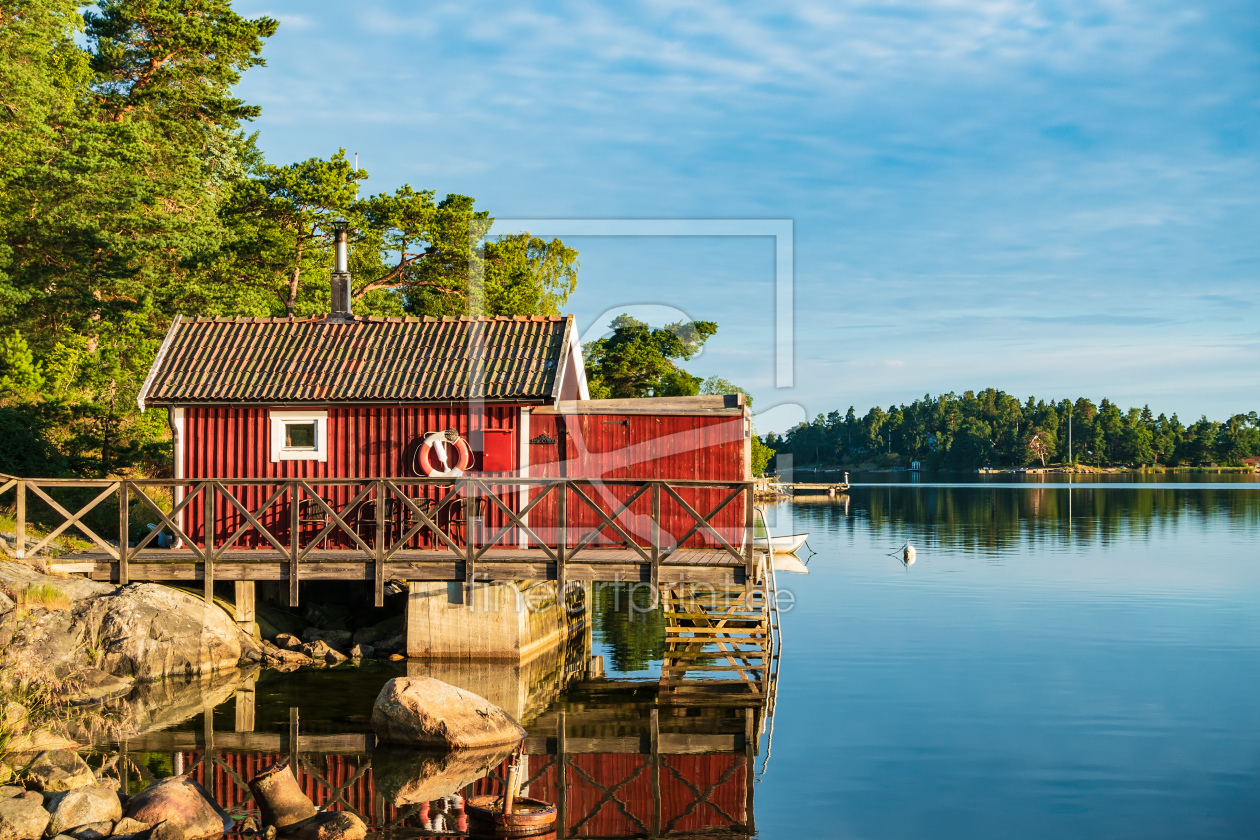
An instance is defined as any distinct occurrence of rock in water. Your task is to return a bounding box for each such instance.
[22,751,96,793]
[47,786,122,836]
[98,585,259,679]
[109,818,151,839]
[64,822,112,840]
[299,628,352,652]
[284,812,366,840]
[0,796,50,840]
[348,644,373,660]
[246,764,316,829]
[123,776,232,839]
[272,634,302,651]
[371,677,526,749]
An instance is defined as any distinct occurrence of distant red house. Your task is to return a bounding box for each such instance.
[137,309,751,551]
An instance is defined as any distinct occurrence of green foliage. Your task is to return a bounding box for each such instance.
[584,314,718,399]
[699,375,752,406]
[593,583,665,673]
[0,331,44,396]
[766,389,1260,471]
[0,0,580,477]
[751,435,775,477]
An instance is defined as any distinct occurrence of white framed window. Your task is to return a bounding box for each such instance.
[270,411,328,462]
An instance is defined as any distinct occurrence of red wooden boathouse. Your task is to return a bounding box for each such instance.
[136,310,753,555]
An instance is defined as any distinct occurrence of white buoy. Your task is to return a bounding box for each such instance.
[902,542,916,566]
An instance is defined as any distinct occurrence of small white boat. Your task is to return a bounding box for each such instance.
[754,533,809,554]
[771,553,810,574]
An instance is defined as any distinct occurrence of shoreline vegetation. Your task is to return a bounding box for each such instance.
[775,464,1257,475]
[764,388,1259,473]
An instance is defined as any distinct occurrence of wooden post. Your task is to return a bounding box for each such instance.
[235,681,255,733]
[744,705,755,832]
[15,481,24,560]
[203,482,215,604]
[650,482,661,607]
[289,484,300,608]
[650,707,661,836]
[288,707,300,775]
[117,481,129,585]
[234,581,256,637]
[203,698,215,803]
[556,709,566,838]
[374,480,385,607]
[556,481,567,594]
[463,479,476,604]
[744,482,755,583]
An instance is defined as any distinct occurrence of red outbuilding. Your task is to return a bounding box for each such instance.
[137,308,752,554]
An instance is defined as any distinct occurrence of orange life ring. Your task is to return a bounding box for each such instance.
[416,431,473,478]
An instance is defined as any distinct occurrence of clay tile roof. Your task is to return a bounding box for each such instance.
[139,314,575,407]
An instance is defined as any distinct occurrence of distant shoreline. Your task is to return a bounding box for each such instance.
[772,464,1257,476]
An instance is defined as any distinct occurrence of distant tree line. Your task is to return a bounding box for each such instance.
[765,389,1260,470]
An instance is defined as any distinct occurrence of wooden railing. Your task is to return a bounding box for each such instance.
[0,475,755,605]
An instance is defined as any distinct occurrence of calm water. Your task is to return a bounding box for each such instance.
[744,481,1260,838]
[106,479,1260,839]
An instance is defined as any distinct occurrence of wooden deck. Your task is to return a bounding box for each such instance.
[4,474,761,603]
[50,546,756,586]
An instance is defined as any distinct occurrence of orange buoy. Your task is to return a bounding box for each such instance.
[416,430,473,477]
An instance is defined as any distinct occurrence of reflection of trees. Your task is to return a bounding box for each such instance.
[593,584,665,673]
[797,487,1260,554]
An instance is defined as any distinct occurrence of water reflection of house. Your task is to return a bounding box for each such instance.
[108,627,770,839]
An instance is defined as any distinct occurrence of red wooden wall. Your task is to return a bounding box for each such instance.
[175,405,749,553]
[180,404,519,549]
[526,411,748,551]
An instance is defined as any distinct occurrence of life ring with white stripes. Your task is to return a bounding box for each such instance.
[416,430,473,478]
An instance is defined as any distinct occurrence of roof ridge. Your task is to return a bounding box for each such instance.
[186,314,570,325]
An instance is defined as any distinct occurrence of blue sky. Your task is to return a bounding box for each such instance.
[232,0,1260,431]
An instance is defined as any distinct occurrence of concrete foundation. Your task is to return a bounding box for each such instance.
[405,579,591,663]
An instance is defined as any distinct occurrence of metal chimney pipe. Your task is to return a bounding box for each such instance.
[327,220,353,322]
[333,223,349,273]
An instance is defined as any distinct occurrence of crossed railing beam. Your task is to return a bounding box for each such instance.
[0,475,755,607]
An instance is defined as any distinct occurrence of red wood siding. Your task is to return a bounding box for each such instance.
[181,405,519,549]
[527,412,748,550]
[176,405,748,552]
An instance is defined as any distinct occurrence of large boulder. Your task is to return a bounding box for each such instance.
[0,795,49,840]
[97,585,260,680]
[46,786,122,836]
[20,752,95,793]
[370,678,526,749]
[0,564,260,682]
[122,776,231,839]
